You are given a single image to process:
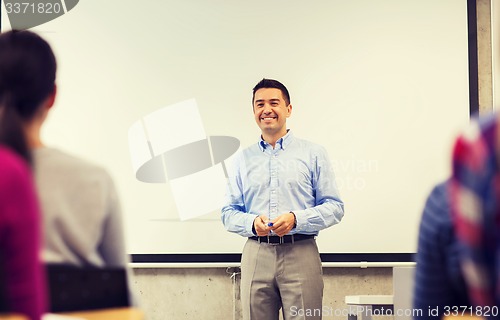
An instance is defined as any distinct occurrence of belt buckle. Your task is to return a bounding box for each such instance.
[257,236,274,245]
[268,235,282,245]
[271,235,294,245]
[269,235,279,245]
[257,235,288,245]
[273,236,287,245]
[282,235,294,244]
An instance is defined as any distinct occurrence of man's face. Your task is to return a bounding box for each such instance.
[253,88,292,136]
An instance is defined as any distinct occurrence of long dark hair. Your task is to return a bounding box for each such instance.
[0,30,57,164]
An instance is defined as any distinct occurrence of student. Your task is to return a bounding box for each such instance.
[413,180,470,319]
[1,29,128,269]
[451,112,500,308]
[0,29,133,309]
[222,79,344,320]
[0,30,47,320]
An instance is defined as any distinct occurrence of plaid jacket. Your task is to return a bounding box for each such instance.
[451,112,500,307]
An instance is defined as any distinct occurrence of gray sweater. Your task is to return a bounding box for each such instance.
[33,147,127,267]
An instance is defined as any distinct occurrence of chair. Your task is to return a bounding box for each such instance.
[45,264,130,313]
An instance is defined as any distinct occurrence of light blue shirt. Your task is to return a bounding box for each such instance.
[221,130,344,237]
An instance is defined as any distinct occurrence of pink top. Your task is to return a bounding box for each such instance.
[0,146,46,319]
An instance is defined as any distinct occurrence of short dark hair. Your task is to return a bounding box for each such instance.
[252,78,290,106]
[0,30,57,163]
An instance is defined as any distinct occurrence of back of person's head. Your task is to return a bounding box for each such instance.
[0,30,57,163]
[252,78,291,106]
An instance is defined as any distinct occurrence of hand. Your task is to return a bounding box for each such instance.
[253,215,271,236]
[269,212,295,237]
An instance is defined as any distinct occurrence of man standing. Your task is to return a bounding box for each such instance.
[222,79,344,320]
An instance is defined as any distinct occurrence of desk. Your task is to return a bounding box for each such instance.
[442,316,485,320]
[0,314,27,320]
[345,295,393,320]
[58,307,143,320]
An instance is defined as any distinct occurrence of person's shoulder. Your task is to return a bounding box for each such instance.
[421,181,451,229]
[240,141,262,156]
[0,145,27,168]
[35,147,108,173]
[289,132,321,147]
[34,147,113,185]
[291,135,328,154]
[428,181,448,200]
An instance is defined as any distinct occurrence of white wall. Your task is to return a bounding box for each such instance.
[2,0,470,256]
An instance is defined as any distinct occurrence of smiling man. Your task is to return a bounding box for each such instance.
[222,78,344,320]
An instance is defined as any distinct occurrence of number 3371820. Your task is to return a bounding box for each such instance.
[5,2,62,14]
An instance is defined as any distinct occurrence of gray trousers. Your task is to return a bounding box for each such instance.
[240,238,324,320]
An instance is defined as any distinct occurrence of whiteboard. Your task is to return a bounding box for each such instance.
[1,0,470,256]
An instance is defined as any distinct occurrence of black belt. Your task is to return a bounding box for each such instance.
[249,234,315,244]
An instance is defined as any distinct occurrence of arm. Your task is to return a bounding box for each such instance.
[221,153,259,237]
[292,146,344,234]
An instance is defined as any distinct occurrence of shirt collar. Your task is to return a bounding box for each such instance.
[258,130,293,151]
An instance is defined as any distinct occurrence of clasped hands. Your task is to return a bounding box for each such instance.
[253,212,296,237]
